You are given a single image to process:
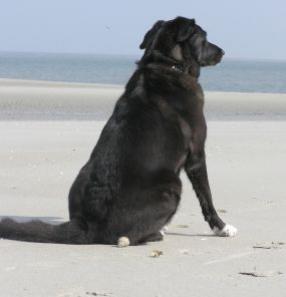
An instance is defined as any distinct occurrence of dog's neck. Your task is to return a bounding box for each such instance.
[138,50,200,78]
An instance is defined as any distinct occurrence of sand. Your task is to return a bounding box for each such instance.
[0,79,285,297]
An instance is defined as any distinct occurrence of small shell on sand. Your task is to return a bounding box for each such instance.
[150,250,163,258]
[117,236,130,248]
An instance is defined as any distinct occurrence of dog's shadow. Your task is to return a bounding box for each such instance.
[0,215,64,225]
[166,231,215,238]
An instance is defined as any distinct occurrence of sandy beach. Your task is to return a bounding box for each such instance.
[0,79,285,297]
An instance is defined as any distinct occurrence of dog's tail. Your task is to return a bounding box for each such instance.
[0,218,89,244]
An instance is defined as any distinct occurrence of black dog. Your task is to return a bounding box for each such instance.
[0,17,237,245]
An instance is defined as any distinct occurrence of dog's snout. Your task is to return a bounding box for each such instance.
[215,45,225,56]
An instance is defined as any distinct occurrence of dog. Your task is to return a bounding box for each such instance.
[0,16,237,245]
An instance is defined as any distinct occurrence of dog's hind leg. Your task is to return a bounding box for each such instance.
[104,173,182,245]
[185,152,237,237]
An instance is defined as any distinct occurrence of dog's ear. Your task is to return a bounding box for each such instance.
[176,18,195,42]
[140,20,165,50]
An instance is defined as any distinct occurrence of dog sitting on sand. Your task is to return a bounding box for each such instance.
[0,16,237,245]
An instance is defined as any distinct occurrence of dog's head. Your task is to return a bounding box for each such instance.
[140,17,224,67]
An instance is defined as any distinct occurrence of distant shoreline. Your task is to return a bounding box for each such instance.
[0,78,286,121]
[0,78,123,89]
[0,77,286,95]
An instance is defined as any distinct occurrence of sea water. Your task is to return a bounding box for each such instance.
[0,52,285,94]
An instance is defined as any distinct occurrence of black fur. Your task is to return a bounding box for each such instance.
[0,16,227,245]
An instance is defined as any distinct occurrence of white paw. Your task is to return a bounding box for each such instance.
[213,224,238,237]
[160,226,168,236]
[117,236,130,248]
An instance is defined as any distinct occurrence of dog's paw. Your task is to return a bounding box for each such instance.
[117,236,130,248]
[213,224,238,237]
[160,226,168,236]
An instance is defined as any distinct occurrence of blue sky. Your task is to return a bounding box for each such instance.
[0,0,285,60]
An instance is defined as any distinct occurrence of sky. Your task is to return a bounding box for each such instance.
[0,0,285,60]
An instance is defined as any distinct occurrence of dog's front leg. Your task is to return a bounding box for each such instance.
[184,152,237,237]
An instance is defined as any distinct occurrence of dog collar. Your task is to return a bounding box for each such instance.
[171,64,189,74]
[172,62,200,78]
[171,64,185,73]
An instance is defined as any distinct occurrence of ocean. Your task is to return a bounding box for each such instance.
[0,52,285,94]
